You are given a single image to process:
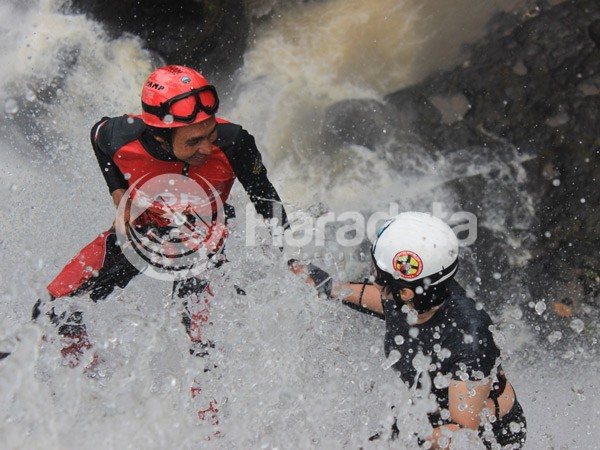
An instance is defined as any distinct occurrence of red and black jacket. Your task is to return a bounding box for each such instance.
[91,115,288,227]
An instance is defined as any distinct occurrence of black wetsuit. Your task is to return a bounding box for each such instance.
[381,280,527,449]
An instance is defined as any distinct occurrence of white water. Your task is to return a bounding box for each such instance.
[1,0,599,448]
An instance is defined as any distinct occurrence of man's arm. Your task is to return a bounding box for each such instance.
[334,282,384,315]
[288,260,384,315]
[91,117,129,195]
[425,379,492,449]
[220,125,288,228]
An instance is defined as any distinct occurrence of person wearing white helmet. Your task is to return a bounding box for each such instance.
[290,212,526,449]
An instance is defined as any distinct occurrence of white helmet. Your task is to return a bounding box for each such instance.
[371,212,459,312]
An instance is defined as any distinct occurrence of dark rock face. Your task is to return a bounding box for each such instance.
[323,0,600,325]
[66,0,249,84]
[411,0,600,324]
[321,99,402,149]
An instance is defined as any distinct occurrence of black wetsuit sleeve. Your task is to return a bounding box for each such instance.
[91,117,128,194]
[222,127,289,228]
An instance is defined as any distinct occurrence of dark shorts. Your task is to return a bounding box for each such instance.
[484,398,527,449]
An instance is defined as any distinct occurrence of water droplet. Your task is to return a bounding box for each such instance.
[509,422,522,433]
[434,373,450,389]
[25,89,37,102]
[534,301,546,315]
[439,348,452,360]
[4,98,18,114]
[382,349,401,369]
[562,350,575,360]
[509,308,523,320]
[552,179,561,186]
[547,331,562,343]
[163,114,174,125]
[570,318,584,334]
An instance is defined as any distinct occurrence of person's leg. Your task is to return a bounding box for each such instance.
[34,229,141,367]
[46,229,140,301]
[486,397,527,449]
[173,276,222,430]
[174,277,215,357]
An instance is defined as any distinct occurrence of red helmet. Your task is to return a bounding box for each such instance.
[141,65,219,128]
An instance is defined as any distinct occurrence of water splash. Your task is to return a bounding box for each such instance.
[1,0,599,449]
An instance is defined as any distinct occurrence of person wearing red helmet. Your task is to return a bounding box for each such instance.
[290,212,526,449]
[33,65,289,371]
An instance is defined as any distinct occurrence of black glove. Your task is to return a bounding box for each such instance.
[288,259,333,297]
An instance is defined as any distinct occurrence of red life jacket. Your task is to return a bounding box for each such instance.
[109,116,236,226]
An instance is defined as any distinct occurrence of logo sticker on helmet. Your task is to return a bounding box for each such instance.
[392,251,423,279]
[145,81,165,91]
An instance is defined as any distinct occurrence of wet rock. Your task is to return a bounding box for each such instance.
[378,0,600,322]
[589,19,600,48]
[321,98,411,150]
[66,0,249,84]
[385,87,442,128]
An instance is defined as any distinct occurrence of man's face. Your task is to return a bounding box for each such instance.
[171,116,218,166]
